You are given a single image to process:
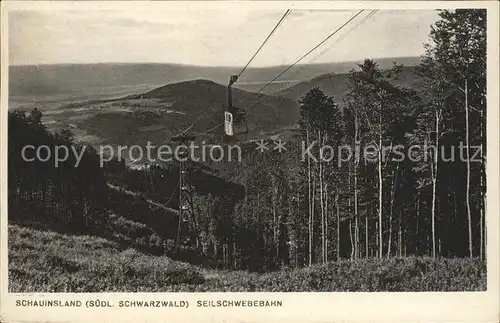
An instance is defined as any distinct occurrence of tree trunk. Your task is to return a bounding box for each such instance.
[398,216,402,257]
[257,192,260,259]
[480,202,484,260]
[318,130,325,264]
[272,179,278,260]
[312,175,316,264]
[306,129,313,266]
[387,163,398,257]
[325,183,329,263]
[464,78,473,258]
[378,136,383,258]
[365,216,369,258]
[354,114,360,260]
[355,213,359,259]
[480,97,486,261]
[349,219,354,260]
[415,193,420,255]
[479,109,485,261]
[273,200,277,259]
[431,177,437,258]
[336,191,340,261]
[431,108,440,258]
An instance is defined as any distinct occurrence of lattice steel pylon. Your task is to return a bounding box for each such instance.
[172,134,201,254]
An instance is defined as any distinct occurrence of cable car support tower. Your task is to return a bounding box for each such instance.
[172,133,200,254]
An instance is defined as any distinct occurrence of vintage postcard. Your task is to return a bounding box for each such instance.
[1,1,499,322]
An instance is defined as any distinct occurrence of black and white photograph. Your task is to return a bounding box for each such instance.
[1,1,497,303]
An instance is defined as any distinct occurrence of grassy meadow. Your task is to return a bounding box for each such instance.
[8,224,486,292]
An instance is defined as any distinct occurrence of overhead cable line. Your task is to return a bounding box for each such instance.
[261,10,379,103]
[307,10,378,67]
[187,9,370,139]
[266,10,378,101]
[267,10,378,101]
[203,10,374,139]
[161,181,179,208]
[237,9,292,78]
[196,122,224,136]
[177,91,220,136]
[244,10,365,113]
[183,9,292,134]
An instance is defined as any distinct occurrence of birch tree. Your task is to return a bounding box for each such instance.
[419,9,486,257]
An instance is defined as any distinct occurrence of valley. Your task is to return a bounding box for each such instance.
[9,57,422,149]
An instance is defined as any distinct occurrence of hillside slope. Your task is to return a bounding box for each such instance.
[65,79,299,145]
[277,66,425,103]
[9,224,486,292]
[8,224,204,292]
[142,79,299,132]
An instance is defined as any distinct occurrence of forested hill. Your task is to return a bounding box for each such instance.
[139,79,299,134]
[8,109,246,266]
[277,65,425,103]
[42,79,298,147]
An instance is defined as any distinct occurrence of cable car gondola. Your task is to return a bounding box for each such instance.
[224,75,248,138]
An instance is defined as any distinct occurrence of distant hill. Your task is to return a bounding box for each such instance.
[9,57,421,107]
[73,64,425,148]
[277,64,425,104]
[13,57,424,146]
[58,79,299,146]
[142,79,299,129]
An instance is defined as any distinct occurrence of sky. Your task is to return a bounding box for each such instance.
[9,9,440,67]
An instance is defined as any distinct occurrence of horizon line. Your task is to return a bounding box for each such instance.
[9,56,422,68]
